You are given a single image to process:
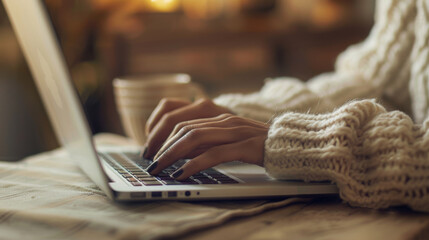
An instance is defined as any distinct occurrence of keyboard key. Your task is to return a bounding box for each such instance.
[177,179,199,185]
[121,173,132,178]
[126,177,139,182]
[200,179,219,184]
[137,176,157,181]
[127,167,142,171]
[157,176,175,181]
[194,176,218,184]
[163,180,183,185]
[142,180,163,186]
[133,173,150,177]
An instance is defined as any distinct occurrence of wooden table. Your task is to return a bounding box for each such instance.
[181,196,429,240]
[2,134,428,240]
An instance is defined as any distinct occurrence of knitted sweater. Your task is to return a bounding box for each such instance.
[214,0,429,212]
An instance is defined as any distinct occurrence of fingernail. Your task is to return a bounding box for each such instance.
[140,147,148,160]
[153,152,162,162]
[146,161,158,173]
[171,169,184,179]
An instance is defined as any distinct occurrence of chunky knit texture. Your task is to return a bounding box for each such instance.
[214,0,429,211]
[266,100,429,212]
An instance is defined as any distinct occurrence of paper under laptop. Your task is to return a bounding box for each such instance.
[3,0,338,201]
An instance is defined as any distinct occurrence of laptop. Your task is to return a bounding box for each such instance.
[3,0,338,201]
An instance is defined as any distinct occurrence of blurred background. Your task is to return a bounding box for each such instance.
[0,0,374,161]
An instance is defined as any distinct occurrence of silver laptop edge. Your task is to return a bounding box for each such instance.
[3,0,114,199]
[3,0,338,201]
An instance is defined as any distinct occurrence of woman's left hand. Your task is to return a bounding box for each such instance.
[146,113,269,180]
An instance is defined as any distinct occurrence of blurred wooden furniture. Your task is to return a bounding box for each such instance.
[98,19,371,133]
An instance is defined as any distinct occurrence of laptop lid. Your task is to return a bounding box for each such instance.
[3,0,114,199]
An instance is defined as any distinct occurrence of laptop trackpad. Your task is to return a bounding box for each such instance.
[214,161,273,183]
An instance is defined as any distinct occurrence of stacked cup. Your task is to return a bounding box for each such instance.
[113,74,206,146]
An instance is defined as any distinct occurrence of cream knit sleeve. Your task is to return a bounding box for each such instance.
[214,0,418,123]
[264,99,429,212]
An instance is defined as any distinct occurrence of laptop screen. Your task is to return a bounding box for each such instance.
[2,0,113,198]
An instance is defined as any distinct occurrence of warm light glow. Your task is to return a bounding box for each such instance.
[182,0,227,19]
[312,1,345,28]
[147,0,179,12]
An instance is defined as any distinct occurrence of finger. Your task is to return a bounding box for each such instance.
[155,114,267,160]
[147,126,267,175]
[145,99,228,158]
[183,147,208,159]
[145,98,191,135]
[167,113,232,142]
[168,113,268,141]
[154,114,233,160]
[173,136,266,180]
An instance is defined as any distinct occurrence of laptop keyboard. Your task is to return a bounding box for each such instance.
[98,152,239,186]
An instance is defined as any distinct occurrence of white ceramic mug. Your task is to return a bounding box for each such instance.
[113,73,206,145]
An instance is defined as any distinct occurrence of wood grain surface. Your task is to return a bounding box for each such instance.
[178,196,429,240]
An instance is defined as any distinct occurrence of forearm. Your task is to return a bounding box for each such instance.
[214,78,328,123]
[214,74,377,123]
[264,99,429,212]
